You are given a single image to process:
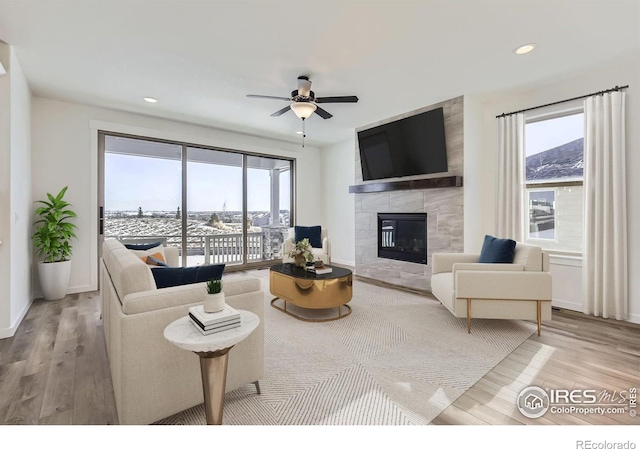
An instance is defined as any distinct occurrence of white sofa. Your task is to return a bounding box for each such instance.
[100,239,265,424]
[431,242,552,335]
[281,227,331,264]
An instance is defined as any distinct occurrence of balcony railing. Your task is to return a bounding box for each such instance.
[115,232,265,265]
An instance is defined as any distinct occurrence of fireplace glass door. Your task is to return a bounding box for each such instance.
[377,213,427,264]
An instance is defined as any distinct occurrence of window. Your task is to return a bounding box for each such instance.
[524,111,583,253]
[102,134,294,268]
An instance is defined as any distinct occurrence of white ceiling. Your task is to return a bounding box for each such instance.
[0,1,638,147]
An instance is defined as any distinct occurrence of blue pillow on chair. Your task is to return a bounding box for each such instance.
[294,225,322,248]
[151,264,225,289]
[478,235,516,263]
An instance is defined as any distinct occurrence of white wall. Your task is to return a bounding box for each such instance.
[464,58,640,322]
[9,47,32,326]
[463,93,492,253]
[0,43,33,338]
[31,97,323,295]
[320,137,355,266]
[0,43,12,335]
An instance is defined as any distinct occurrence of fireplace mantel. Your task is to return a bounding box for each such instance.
[348,175,462,194]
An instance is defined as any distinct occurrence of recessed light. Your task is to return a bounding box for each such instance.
[143,97,158,103]
[296,131,303,134]
[514,44,536,55]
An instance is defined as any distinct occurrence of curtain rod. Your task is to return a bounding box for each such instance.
[496,84,629,118]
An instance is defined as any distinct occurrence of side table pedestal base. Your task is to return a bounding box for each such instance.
[196,346,232,425]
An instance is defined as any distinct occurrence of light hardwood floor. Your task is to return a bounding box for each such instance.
[0,284,638,425]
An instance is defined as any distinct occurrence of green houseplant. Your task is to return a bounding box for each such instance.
[204,277,225,313]
[33,186,78,300]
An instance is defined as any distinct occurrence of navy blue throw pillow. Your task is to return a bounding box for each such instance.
[294,225,322,248]
[151,264,225,289]
[478,235,516,264]
[124,241,163,250]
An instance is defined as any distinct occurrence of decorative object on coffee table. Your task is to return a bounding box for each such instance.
[269,263,352,322]
[205,278,225,313]
[288,238,314,268]
[164,311,260,425]
[32,186,78,301]
[282,226,330,265]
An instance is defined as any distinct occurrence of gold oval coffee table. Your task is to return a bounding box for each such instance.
[269,263,353,322]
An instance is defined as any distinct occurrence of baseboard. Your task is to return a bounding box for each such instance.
[355,274,434,298]
[627,313,640,325]
[551,299,582,312]
[0,297,34,339]
[32,284,94,300]
[330,258,355,268]
[553,307,640,326]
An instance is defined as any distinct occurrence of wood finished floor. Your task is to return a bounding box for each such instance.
[0,283,638,425]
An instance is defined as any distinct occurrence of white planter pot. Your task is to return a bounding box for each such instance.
[38,260,72,301]
[204,291,225,313]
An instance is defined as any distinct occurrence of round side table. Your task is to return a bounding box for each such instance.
[164,310,259,425]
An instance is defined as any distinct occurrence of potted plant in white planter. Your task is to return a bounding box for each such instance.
[204,278,225,313]
[32,186,78,301]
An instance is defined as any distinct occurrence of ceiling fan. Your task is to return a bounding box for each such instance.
[247,75,359,120]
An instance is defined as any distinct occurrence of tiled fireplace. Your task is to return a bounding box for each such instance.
[353,96,464,292]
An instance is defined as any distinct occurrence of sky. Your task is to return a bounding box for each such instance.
[525,112,584,156]
[105,153,291,212]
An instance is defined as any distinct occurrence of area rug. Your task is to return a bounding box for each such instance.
[155,279,536,425]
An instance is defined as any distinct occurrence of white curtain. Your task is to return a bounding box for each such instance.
[496,113,525,240]
[583,91,627,320]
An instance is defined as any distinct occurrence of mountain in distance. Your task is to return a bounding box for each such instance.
[526,138,583,181]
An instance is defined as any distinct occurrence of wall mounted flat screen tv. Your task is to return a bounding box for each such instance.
[357,107,448,181]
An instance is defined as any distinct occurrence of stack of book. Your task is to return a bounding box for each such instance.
[189,304,241,335]
[305,265,333,275]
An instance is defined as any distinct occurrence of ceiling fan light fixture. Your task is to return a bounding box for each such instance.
[514,43,536,55]
[290,102,317,119]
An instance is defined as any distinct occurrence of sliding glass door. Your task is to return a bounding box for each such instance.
[102,135,184,264]
[247,155,292,262]
[186,147,243,267]
[100,132,294,270]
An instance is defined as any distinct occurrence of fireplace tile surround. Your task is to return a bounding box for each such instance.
[354,96,464,292]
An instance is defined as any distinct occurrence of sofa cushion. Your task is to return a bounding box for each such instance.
[478,235,516,264]
[294,225,322,248]
[151,264,225,289]
[128,244,166,262]
[124,241,164,250]
[120,276,262,315]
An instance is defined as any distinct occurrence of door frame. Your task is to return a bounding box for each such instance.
[98,129,296,274]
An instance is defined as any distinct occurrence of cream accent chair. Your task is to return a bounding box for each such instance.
[431,242,552,335]
[281,227,331,265]
[101,239,264,424]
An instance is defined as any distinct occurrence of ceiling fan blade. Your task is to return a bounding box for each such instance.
[247,94,291,101]
[297,76,312,97]
[271,106,291,117]
[315,96,359,104]
[314,106,333,119]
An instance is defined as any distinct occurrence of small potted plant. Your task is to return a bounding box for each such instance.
[204,278,225,313]
[32,186,78,301]
[288,238,314,268]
